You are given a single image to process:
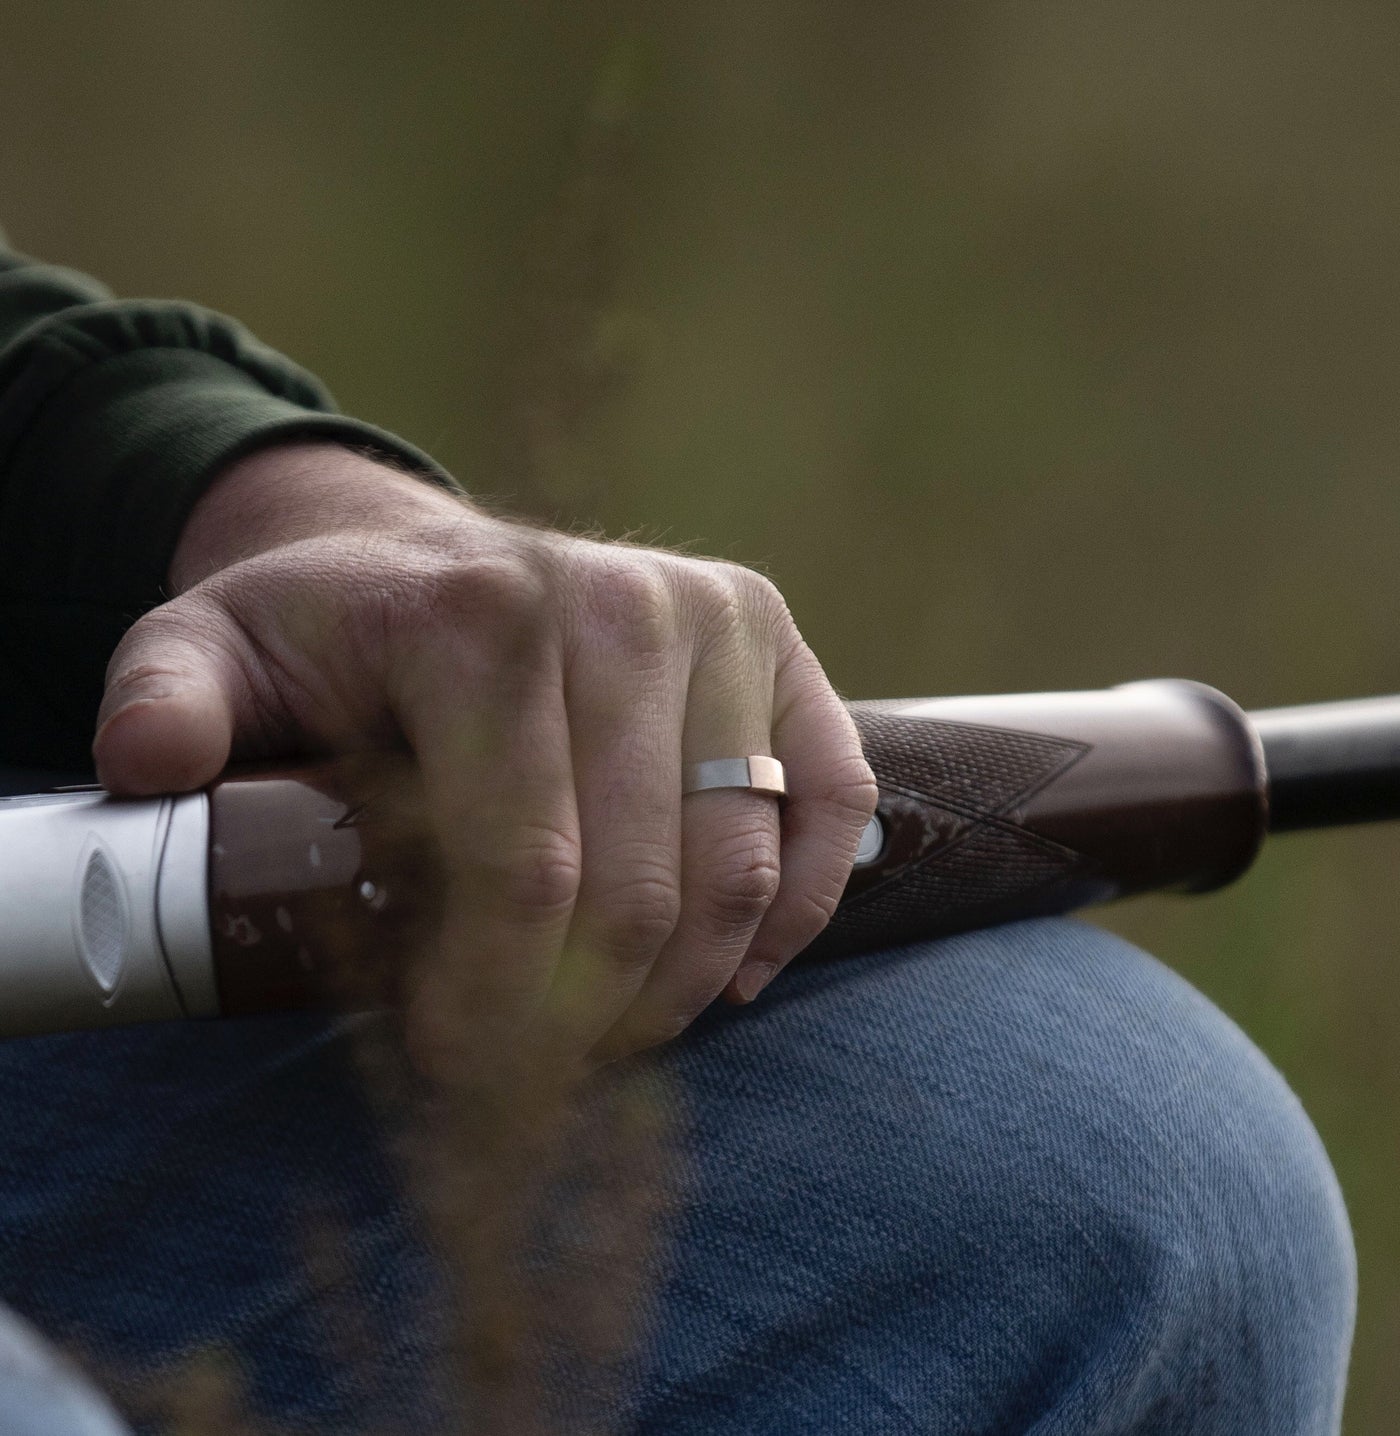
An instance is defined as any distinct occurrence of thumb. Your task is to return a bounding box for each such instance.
[93,607,238,796]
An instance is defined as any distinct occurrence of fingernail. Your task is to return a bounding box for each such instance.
[733,960,779,1004]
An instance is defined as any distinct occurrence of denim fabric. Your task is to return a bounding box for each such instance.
[0,916,1355,1434]
[0,1306,127,1434]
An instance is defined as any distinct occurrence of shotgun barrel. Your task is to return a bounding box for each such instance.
[1251,695,1400,832]
[0,680,1397,1035]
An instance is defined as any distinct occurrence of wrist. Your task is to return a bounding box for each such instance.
[168,441,467,594]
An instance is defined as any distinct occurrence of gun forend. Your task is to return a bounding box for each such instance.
[0,679,1284,1034]
[810,679,1267,959]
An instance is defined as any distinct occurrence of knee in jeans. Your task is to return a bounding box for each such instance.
[908,920,1357,1423]
[652,920,1355,1432]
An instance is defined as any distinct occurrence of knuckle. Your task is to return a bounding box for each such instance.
[491,824,582,919]
[670,558,743,641]
[702,825,782,931]
[429,554,550,639]
[785,884,848,949]
[735,565,788,621]
[104,598,230,687]
[802,703,880,826]
[580,554,673,660]
[595,870,683,965]
[830,747,881,824]
[670,558,795,660]
[725,564,793,648]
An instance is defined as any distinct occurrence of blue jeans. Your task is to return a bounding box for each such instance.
[0,918,1355,1433]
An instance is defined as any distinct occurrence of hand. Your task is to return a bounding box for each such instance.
[93,443,877,1068]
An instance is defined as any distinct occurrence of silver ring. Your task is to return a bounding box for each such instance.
[682,756,787,799]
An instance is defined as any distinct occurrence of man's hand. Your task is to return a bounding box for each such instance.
[92,443,877,1067]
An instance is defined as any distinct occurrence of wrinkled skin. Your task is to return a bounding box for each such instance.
[92,443,877,1070]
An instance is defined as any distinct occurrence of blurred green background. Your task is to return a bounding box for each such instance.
[3,0,1398,1426]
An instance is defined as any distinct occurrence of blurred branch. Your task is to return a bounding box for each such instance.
[492,34,648,524]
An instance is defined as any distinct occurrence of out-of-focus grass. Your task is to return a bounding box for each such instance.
[4,1,1400,1427]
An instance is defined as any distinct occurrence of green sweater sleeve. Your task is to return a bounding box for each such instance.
[0,230,459,769]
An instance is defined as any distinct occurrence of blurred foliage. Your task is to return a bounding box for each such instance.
[3,0,1399,1427]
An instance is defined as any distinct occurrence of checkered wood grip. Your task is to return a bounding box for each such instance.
[808,703,1097,959]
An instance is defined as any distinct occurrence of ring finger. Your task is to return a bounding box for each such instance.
[592,639,780,1061]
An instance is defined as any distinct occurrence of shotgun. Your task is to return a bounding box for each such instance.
[1,679,1396,1038]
